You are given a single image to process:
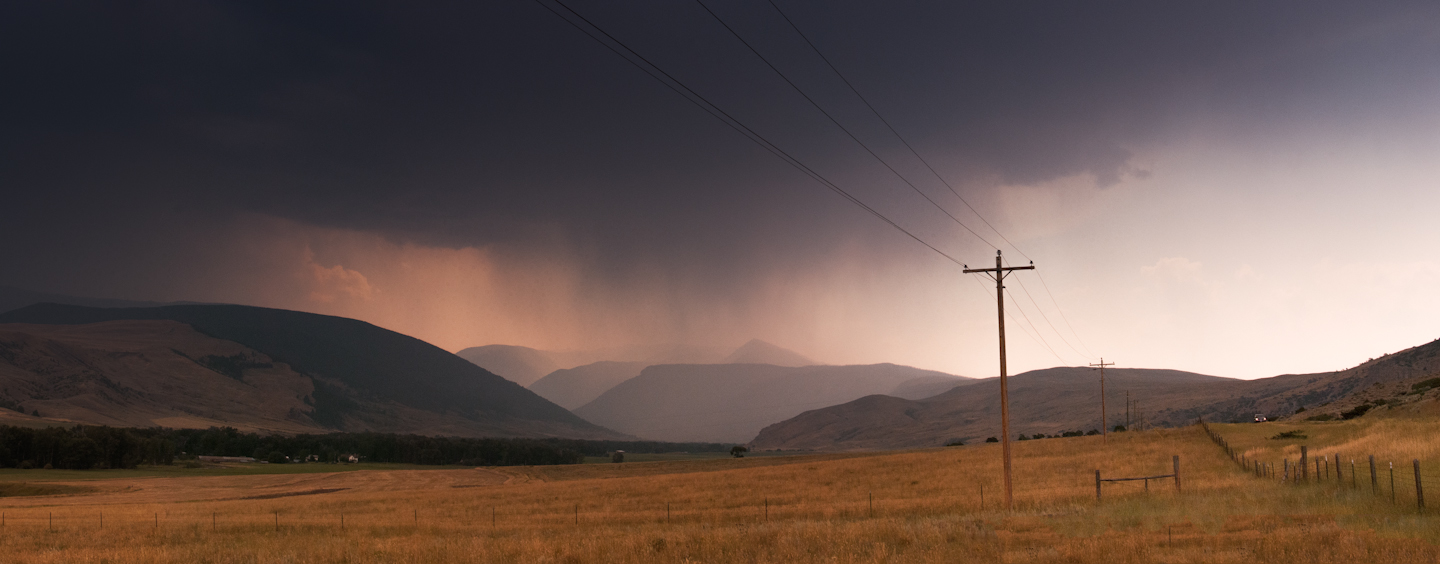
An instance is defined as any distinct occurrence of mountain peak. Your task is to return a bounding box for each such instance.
[722,339,813,367]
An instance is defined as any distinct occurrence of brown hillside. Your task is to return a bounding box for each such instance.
[0,319,624,438]
[751,367,1231,450]
[753,338,1440,451]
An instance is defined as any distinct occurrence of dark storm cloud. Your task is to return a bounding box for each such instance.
[3,0,1438,294]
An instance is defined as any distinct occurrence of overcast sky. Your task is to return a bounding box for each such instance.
[4,1,1439,379]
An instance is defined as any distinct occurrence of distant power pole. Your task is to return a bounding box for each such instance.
[964,249,1033,511]
[1126,391,1131,430]
[1090,359,1114,441]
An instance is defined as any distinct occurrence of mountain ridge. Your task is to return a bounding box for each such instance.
[0,303,626,439]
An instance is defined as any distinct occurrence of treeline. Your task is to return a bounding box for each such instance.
[533,439,733,457]
[0,426,727,470]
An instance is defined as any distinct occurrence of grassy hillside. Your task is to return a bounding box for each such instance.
[753,367,1231,450]
[0,418,1434,562]
[754,342,1440,451]
[0,303,625,439]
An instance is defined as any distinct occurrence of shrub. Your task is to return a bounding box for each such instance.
[729,445,748,458]
[944,438,965,447]
[1411,377,1440,391]
[1085,429,1100,436]
[1270,430,1307,440]
[985,437,999,443]
[1306,413,1336,422]
[1113,425,1127,432]
[1340,403,1373,420]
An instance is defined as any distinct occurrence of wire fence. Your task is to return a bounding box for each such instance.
[1200,419,1430,512]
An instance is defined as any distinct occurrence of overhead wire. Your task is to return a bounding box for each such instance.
[761,0,1016,255]
[540,0,1083,367]
[761,0,1100,361]
[1003,287,1071,365]
[1003,256,1095,362]
[1035,270,1099,358]
[692,0,999,252]
[534,0,967,266]
[968,275,1068,366]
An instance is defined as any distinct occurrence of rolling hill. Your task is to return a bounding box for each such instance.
[455,345,568,387]
[526,361,648,410]
[752,338,1440,450]
[721,339,814,367]
[456,343,731,386]
[0,285,171,315]
[0,303,627,439]
[572,363,969,443]
[751,367,1229,450]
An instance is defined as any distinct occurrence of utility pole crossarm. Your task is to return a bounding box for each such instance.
[962,265,1034,275]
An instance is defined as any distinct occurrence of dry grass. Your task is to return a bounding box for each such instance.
[0,423,1436,563]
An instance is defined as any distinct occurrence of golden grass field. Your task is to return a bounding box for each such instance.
[1,416,1437,563]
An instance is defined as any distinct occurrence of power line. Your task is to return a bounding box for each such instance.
[693,0,999,251]
[760,0,1098,361]
[969,276,1063,364]
[1004,256,1094,362]
[540,0,1088,368]
[1003,287,1071,365]
[1035,270,1098,358]
[762,0,1017,254]
[534,0,965,266]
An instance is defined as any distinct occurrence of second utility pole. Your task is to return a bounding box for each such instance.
[964,249,1032,510]
[1090,358,1114,442]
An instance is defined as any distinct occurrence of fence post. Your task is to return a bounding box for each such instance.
[1391,462,1396,503]
[1333,454,1341,484]
[1174,455,1181,493]
[1370,456,1378,495]
[1351,460,1356,489]
[1415,459,1425,512]
[1284,459,1289,483]
[1301,446,1308,482]
[1096,470,1102,501]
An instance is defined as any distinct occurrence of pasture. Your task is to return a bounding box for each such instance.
[0,419,1436,563]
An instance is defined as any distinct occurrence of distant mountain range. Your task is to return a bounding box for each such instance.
[527,361,649,411]
[573,363,970,443]
[753,339,1440,450]
[455,345,574,388]
[721,339,814,367]
[0,303,626,439]
[456,343,730,387]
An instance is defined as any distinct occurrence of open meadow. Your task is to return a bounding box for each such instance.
[1,419,1437,563]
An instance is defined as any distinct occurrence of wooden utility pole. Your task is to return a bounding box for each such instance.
[1126,391,1131,430]
[964,249,1033,510]
[1090,359,1114,440]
